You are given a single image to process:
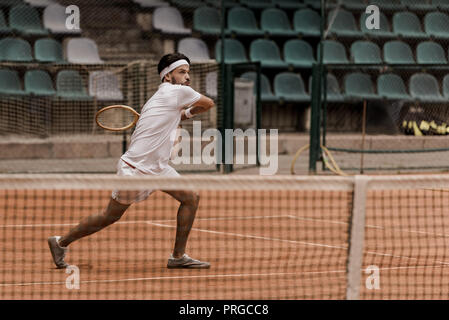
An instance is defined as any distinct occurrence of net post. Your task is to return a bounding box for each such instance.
[346,175,369,300]
[309,64,322,174]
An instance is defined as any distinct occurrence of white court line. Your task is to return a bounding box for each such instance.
[1,264,447,288]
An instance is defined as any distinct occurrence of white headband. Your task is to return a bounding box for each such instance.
[160,59,189,80]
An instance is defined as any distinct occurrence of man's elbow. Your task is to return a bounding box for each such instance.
[205,97,215,110]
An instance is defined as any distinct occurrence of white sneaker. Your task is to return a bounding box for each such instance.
[47,236,68,269]
[167,253,210,269]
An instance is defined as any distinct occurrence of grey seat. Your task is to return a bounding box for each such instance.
[377,73,411,100]
[153,6,191,35]
[416,41,447,64]
[24,0,56,7]
[350,41,382,64]
[409,73,444,102]
[89,71,124,101]
[66,38,104,64]
[442,73,449,98]
[178,37,211,63]
[43,3,82,34]
[133,0,170,7]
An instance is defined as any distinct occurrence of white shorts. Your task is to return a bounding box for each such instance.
[111,159,180,205]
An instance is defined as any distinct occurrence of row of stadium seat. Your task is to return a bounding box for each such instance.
[134,0,317,10]
[329,9,449,40]
[0,69,123,100]
[0,3,82,36]
[0,37,102,63]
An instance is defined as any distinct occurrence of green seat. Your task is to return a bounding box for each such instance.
[309,73,344,102]
[293,8,320,37]
[442,73,449,98]
[393,11,428,40]
[261,8,296,37]
[9,5,49,36]
[56,70,92,100]
[401,0,434,11]
[34,38,65,63]
[360,11,394,38]
[0,9,11,33]
[240,71,278,102]
[215,39,248,63]
[344,72,379,100]
[342,0,367,10]
[250,39,288,68]
[409,73,444,102]
[274,72,310,102]
[24,70,56,96]
[171,0,204,8]
[371,0,405,10]
[0,37,33,61]
[350,41,382,64]
[327,9,362,37]
[205,0,239,8]
[284,39,315,68]
[0,69,26,95]
[377,73,411,100]
[424,12,449,40]
[383,40,415,64]
[433,0,449,10]
[194,6,228,36]
[0,0,23,7]
[273,0,306,9]
[227,7,264,36]
[304,0,320,9]
[240,0,274,8]
[320,40,348,64]
[416,41,447,64]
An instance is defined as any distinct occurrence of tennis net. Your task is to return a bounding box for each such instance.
[0,174,448,300]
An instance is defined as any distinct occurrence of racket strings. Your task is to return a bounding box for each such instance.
[96,106,138,131]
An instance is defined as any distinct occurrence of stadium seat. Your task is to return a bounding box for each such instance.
[0,9,11,34]
[0,0,25,8]
[442,74,449,98]
[9,5,49,36]
[171,0,204,8]
[370,0,405,10]
[434,0,449,10]
[409,73,444,102]
[153,6,191,35]
[215,39,248,63]
[250,39,288,68]
[24,0,56,8]
[240,0,274,9]
[344,72,379,100]
[350,41,382,64]
[273,0,306,9]
[274,72,310,102]
[89,71,124,101]
[327,9,363,37]
[205,0,239,8]
[193,6,224,36]
[205,71,218,98]
[261,8,297,37]
[66,38,104,64]
[319,40,349,64]
[416,41,447,64]
[360,11,394,38]
[34,38,65,63]
[56,70,91,100]
[393,11,428,40]
[309,73,345,102]
[178,37,211,62]
[401,0,434,11]
[303,0,320,9]
[293,8,320,37]
[24,70,56,96]
[284,39,316,68]
[377,73,411,100]
[342,0,367,10]
[383,40,415,64]
[133,0,170,7]
[0,37,33,62]
[227,7,264,36]
[240,71,278,102]
[0,69,26,95]
[424,12,449,40]
[43,3,82,34]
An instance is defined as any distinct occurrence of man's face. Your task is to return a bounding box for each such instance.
[166,65,190,86]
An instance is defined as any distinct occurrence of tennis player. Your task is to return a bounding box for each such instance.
[48,53,214,269]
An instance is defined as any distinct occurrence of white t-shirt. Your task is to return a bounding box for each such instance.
[121,82,201,174]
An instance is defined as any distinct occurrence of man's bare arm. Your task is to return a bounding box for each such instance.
[181,95,215,121]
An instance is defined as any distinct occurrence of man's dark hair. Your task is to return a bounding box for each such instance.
[157,53,191,77]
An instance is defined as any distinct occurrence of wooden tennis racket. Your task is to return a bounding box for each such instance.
[95,105,140,132]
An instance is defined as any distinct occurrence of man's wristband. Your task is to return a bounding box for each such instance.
[185,107,194,119]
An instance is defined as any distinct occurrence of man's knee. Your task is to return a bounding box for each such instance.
[183,192,200,207]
